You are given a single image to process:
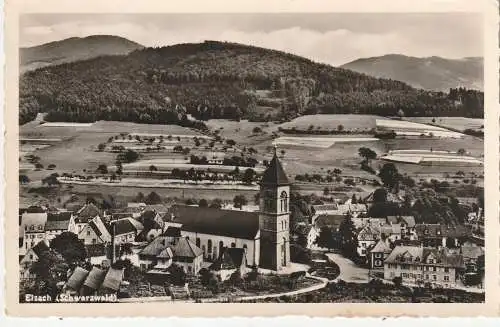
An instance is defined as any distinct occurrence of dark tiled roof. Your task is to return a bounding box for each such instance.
[210,247,246,271]
[260,153,290,186]
[101,268,124,291]
[110,219,137,236]
[66,267,89,291]
[163,226,181,237]
[31,241,50,257]
[170,205,259,240]
[385,246,464,268]
[26,206,46,213]
[415,224,472,239]
[171,238,203,258]
[314,214,346,230]
[45,212,73,231]
[139,236,171,257]
[83,267,107,290]
[76,203,101,223]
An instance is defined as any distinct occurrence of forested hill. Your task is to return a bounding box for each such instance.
[19,40,484,125]
[20,35,144,73]
[341,54,483,92]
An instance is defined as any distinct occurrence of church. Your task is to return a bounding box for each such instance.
[166,150,291,271]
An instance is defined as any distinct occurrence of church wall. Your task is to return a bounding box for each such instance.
[180,230,258,266]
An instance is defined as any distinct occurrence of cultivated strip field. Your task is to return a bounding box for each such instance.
[40,122,94,128]
[405,117,484,132]
[277,114,378,130]
[376,119,463,138]
[381,149,483,166]
[123,161,265,173]
[273,136,379,149]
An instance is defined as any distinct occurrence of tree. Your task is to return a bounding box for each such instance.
[149,165,158,174]
[457,148,466,156]
[97,143,106,152]
[351,194,357,204]
[136,192,145,203]
[42,174,60,187]
[199,199,208,207]
[47,164,57,170]
[50,232,87,265]
[19,174,30,184]
[337,124,344,132]
[34,163,44,170]
[182,147,191,155]
[96,164,108,174]
[358,147,377,164]
[233,195,248,209]
[145,191,162,205]
[116,160,123,176]
[26,247,68,300]
[373,188,388,203]
[393,276,403,287]
[323,187,330,196]
[315,227,334,251]
[339,215,358,259]
[226,139,236,147]
[168,263,186,286]
[242,168,256,185]
[378,163,401,189]
[210,198,223,209]
[121,149,139,163]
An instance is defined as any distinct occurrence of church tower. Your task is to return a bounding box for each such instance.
[258,147,291,271]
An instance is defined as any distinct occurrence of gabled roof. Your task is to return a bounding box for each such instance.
[370,240,392,253]
[101,268,124,291]
[461,245,484,260]
[385,246,464,268]
[21,212,48,233]
[387,215,416,227]
[260,152,290,186]
[110,219,138,236]
[31,240,50,257]
[415,224,442,238]
[171,238,203,258]
[210,247,247,271]
[83,267,107,290]
[75,203,101,223]
[158,247,174,259]
[314,214,346,230]
[45,212,73,231]
[139,236,171,257]
[170,205,259,240]
[380,225,401,235]
[358,225,380,241]
[312,204,338,212]
[66,267,89,291]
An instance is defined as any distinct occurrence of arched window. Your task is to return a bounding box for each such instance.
[281,221,284,230]
[280,191,288,212]
[219,241,224,255]
[207,239,212,254]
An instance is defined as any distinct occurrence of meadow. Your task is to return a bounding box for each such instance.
[405,117,484,132]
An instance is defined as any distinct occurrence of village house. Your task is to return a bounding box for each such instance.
[207,152,225,165]
[387,215,417,239]
[138,236,204,275]
[20,211,48,255]
[368,239,392,270]
[311,203,339,216]
[210,247,249,281]
[78,215,112,245]
[74,203,102,234]
[110,217,144,245]
[20,241,50,281]
[384,245,465,288]
[44,211,77,242]
[357,225,380,257]
[415,224,472,248]
[460,244,484,272]
[291,223,316,249]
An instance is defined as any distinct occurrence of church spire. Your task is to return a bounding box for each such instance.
[260,145,290,186]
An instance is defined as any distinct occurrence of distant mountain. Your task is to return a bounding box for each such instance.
[341,54,483,92]
[20,35,144,73]
[19,41,484,125]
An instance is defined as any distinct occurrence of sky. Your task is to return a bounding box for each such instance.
[19,13,483,66]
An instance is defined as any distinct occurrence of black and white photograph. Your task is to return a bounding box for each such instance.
[14,10,487,308]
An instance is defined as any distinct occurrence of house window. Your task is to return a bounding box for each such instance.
[87,230,91,236]
[375,260,382,266]
[281,221,284,230]
[444,275,449,281]
[207,240,212,253]
[219,241,224,256]
[432,267,437,272]
[202,245,206,255]
[444,267,449,273]
[428,259,434,264]
[92,238,96,244]
[433,275,437,280]
[196,238,201,247]
[375,253,382,258]
[425,275,429,280]
[231,242,236,248]
[29,254,33,260]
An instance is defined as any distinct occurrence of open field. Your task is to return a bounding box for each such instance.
[376,119,463,138]
[277,114,378,131]
[40,122,94,128]
[405,117,484,132]
[273,136,379,149]
[381,150,483,166]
